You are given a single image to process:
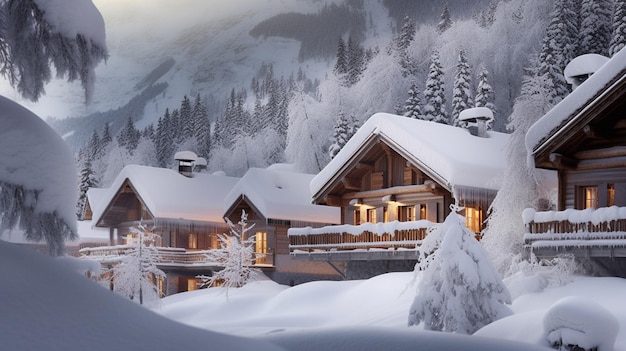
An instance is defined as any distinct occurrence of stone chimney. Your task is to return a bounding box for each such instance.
[564,54,609,90]
[459,107,493,138]
[174,151,197,177]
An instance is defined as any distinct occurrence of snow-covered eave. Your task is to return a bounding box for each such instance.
[92,178,155,228]
[526,47,626,158]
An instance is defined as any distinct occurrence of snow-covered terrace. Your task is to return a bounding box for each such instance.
[288,220,437,261]
[523,207,626,258]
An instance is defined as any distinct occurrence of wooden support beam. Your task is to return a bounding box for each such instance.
[342,177,361,191]
[549,153,577,170]
[323,195,343,207]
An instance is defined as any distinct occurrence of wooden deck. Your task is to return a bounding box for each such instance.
[288,220,435,261]
[523,207,626,258]
[79,246,274,269]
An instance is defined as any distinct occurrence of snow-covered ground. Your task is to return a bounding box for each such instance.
[156,264,626,351]
[4,237,626,351]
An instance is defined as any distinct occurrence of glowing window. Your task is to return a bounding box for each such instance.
[608,184,615,207]
[255,232,267,264]
[367,208,377,224]
[187,278,196,292]
[465,207,482,233]
[188,233,198,249]
[584,187,599,209]
[398,206,415,222]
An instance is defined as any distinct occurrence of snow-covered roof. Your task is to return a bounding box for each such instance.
[526,47,626,156]
[92,165,239,225]
[311,113,510,197]
[224,166,340,224]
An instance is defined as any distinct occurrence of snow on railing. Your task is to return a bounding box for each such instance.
[523,207,626,248]
[80,246,218,266]
[288,220,437,252]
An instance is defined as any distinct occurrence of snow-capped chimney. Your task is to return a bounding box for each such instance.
[459,107,493,138]
[174,150,197,177]
[564,54,609,90]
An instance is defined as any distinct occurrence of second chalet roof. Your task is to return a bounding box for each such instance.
[92,165,240,225]
[526,47,626,157]
[311,113,510,197]
[224,164,340,224]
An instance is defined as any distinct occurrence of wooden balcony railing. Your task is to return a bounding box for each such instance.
[523,207,626,245]
[288,220,436,252]
[79,245,274,267]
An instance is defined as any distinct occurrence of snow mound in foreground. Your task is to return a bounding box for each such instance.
[0,241,283,351]
[544,296,619,351]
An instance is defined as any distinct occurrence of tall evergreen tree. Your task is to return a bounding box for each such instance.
[538,0,576,107]
[328,110,350,159]
[117,117,140,153]
[101,122,112,146]
[155,109,174,168]
[451,50,472,127]
[347,35,364,86]
[192,94,211,158]
[610,0,626,56]
[579,0,613,56]
[396,15,416,75]
[404,82,423,119]
[334,37,348,75]
[76,158,97,219]
[423,51,448,124]
[179,95,194,140]
[170,108,181,143]
[437,4,453,33]
[474,65,496,127]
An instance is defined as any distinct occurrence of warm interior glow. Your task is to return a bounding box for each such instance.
[584,187,599,209]
[255,231,267,264]
[465,207,482,233]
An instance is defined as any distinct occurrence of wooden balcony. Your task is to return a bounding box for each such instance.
[523,207,626,258]
[288,220,436,261]
[79,245,274,270]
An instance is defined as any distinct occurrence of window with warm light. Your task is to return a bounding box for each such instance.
[465,207,482,233]
[608,184,615,207]
[255,231,267,264]
[188,233,198,249]
[367,208,377,224]
[354,209,361,225]
[187,278,197,291]
[398,206,415,222]
[584,187,599,209]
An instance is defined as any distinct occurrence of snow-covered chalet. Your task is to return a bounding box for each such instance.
[81,162,239,295]
[524,47,626,275]
[222,164,342,285]
[288,112,509,279]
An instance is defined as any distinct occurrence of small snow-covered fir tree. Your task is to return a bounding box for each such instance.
[200,210,260,291]
[76,158,97,218]
[451,50,472,127]
[423,51,448,124]
[579,0,613,57]
[610,0,626,57]
[110,224,165,307]
[408,210,512,334]
[403,82,423,119]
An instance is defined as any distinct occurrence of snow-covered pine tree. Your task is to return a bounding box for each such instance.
[437,4,453,33]
[451,49,472,127]
[179,95,194,140]
[474,65,496,127]
[102,122,112,146]
[396,16,416,75]
[403,82,423,119]
[347,35,365,86]
[579,0,613,57]
[111,224,165,307]
[408,211,512,334]
[328,110,350,159]
[610,0,626,57]
[192,94,211,158]
[117,117,140,154]
[76,157,97,219]
[538,0,576,108]
[170,108,181,144]
[199,210,260,291]
[1,0,107,103]
[334,37,348,76]
[155,109,174,168]
[422,51,448,124]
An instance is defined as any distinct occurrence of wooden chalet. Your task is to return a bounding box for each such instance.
[524,48,626,273]
[81,164,239,295]
[222,165,343,284]
[288,112,509,275]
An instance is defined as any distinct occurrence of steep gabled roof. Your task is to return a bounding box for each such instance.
[92,165,239,226]
[311,113,509,200]
[526,47,626,163]
[224,165,340,224]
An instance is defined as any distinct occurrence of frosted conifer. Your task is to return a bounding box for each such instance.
[437,4,453,33]
[329,110,350,159]
[579,0,613,57]
[610,0,626,57]
[422,52,448,124]
[474,65,496,127]
[451,50,472,127]
[403,82,422,119]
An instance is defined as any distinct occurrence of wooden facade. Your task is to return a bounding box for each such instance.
[290,120,503,262]
[525,53,626,264]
